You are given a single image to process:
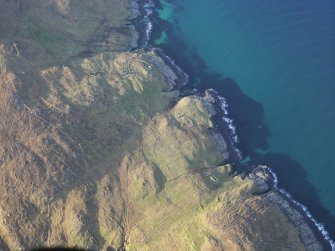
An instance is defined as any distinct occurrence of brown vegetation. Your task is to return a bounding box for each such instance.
[0,1,323,250]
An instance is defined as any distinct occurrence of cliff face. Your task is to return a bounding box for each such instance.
[0,1,323,250]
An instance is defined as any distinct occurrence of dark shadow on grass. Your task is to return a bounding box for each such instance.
[253,152,335,239]
[150,8,335,241]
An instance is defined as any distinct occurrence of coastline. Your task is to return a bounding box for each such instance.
[129,0,335,250]
[128,0,155,50]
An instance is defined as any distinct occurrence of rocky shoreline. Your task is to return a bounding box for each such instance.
[128,0,189,90]
[129,0,334,250]
[199,90,332,250]
[202,89,332,250]
[128,0,154,49]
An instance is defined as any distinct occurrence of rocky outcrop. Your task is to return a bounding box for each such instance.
[0,0,326,250]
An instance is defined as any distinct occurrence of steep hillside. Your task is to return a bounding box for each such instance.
[0,0,324,250]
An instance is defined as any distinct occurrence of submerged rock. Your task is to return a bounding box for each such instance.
[0,0,327,250]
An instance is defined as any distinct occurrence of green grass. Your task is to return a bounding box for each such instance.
[26,16,66,43]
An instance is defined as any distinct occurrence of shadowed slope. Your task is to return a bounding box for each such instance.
[0,0,325,250]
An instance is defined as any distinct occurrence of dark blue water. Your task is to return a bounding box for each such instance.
[150,0,335,242]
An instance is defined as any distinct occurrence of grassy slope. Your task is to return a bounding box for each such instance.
[0,1,312,250]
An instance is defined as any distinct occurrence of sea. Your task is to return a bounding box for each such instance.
[140,0,335,246]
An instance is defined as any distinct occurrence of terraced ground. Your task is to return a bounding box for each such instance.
[0,1,323,250]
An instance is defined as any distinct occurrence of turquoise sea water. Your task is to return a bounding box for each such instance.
[151,0,335,240]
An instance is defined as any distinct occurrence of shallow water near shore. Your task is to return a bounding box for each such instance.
[149,0,335,241]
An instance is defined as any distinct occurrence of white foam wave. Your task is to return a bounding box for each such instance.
[258,165,278,187]
[278,188,335,250]
[143,0,155,45]
[218,96,228,115]
[146,21,153,41]
[143,2,334,249]
[234,147,242,158]
[218,92,334,249]
[260,165,335,250]
[154,48,190,86]
[214,92,242,159]
[162,53,190,85]
[218,96,240,144]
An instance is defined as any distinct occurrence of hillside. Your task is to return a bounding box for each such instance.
[0,0,324,250]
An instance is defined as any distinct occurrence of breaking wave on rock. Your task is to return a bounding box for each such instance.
[138,1,335,249]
